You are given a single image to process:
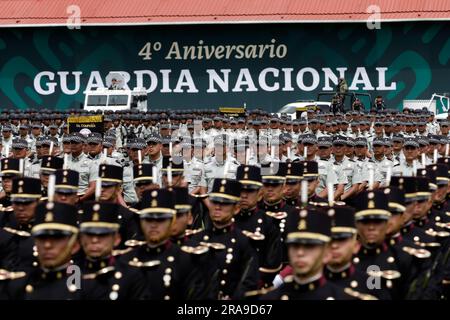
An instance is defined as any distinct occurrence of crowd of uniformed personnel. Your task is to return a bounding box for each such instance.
[0,106,449,300]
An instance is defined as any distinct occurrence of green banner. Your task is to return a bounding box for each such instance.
[0,22,449,112]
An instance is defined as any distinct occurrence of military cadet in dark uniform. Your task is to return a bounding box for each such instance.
[53,169,80,206]
[38,156,64,200]
[353,190,410,299]
[76,201,147,300]
[325,205,387,299]
[234,164,282,289]
[0,158,21,225]
[191,179,259,299]
[122,189,205,300]
[97,164,139,247]
[258,162,298,240]
[301,161,328,204]
[283,162,304,207]
[0,177,42,270]
[4,202,83,299]
[261,208,357,300]
[133,163,157,204]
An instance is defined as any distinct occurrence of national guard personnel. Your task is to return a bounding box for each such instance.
[76,201,148,300]
[235,165,283,288]
[204,134,239,192]
[182,139,207,194]
[122,189,205,300]
[66,132,97,202]
[4,202,83,299]
[10,138,33,177]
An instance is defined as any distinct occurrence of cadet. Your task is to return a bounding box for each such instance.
[261,208,356,300]
[235,165,283,288]
[38,156,64,200]
[122,189,205,300]
[192,179,259,299]
[97,164,139,246]
[259,162,298,240]
[0,158,21,210]
[282,162,304,207]
[353,190,410,299]
[132,163,157,204]
[77,201,148,300]
[325,205,385,299]
[5,202,83,299]
[0,177,42,269]
[53,169,80,206]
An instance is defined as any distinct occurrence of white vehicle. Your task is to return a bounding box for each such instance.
[277,101,331,119]
[83,72,148,112]
[83,88,148,112]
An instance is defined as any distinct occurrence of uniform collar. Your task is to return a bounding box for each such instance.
[359,242,387,256]
[291,273,326,292]
[84,255,114,272]
[325,263,354,280]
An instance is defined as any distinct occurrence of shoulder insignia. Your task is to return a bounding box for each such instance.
[180,245,209,255]
[242,230,265,241]
[128,259,161,268]
[128,207,139,214]
[124,239,146,247]
[185,228,204,236]
[0,270,26,281]
[367,269,401,280]
[0,205,14,212]
[344,288,378,300]
[425,228,450,238]
[199,241,226,250]
[83,266,115,280]
[265,211,288,220]
[3,227,31,237]
[244,287,275,298]
[402,246,431,259]
[112,247,133,256]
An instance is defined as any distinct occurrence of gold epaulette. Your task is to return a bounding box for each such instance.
[128,259,160,268]
[3,227,31,237]
[265,211,288,219]
[128,207,139,214]
[402,246,431,259]
[415,241,441,248]
[259,264,283,274]
[425,228,450,238]
[83,266,115,280]
[435,222,450,230]
[39,197,48,202]
[0,205,13,212]
[124,239,146,247]
[0,269,26,281]
[112,247,133,256]
[242,230,265,241]
[344,288,378,300]
[181,245,209,255]
[190,194,208,199]
[367,269,401,280]
[185,228,203,236]
[244,287,275,297]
